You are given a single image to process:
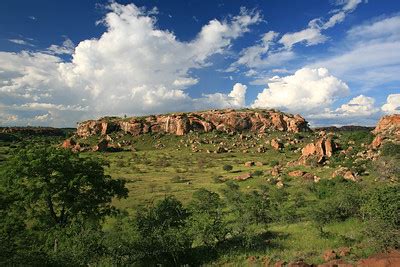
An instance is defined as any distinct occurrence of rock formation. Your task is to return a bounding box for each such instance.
[76,109,310,138]
[371,114,400,149]
[297,133,338,165]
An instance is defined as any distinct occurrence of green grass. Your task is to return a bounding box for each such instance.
[0,129,395,265]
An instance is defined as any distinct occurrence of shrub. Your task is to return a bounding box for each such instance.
[188,189,229,246]
[381,142,400,158]
[308,178,362,234]
[269,160,279,167]
[212,175,225,184]
[252,170,263,176]
[222,164,233,172]
[361,185,400,249]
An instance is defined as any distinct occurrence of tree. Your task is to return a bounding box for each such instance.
[134,196,192,265]
[1,146,128,228]
[361,185,400,249]
[308,178,362,235]
[188,189,229,246]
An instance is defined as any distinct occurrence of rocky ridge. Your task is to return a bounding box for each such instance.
[76,109,310,138]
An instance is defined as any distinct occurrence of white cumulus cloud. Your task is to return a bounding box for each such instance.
[0,3,260,126]
[252,67,349,113]
[382,94,400,114]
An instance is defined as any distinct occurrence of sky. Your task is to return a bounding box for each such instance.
[0,0,399,127]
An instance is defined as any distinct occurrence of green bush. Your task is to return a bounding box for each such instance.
[252,170,263,176]
[188,189,229,246]
[222,164,233,172]
[381,142,400,158]
[361,185,400,249]
[269,160,279,167]
[212,175,225,183]
[308,178,362,234]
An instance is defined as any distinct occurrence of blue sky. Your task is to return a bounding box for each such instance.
[0,0,399,127]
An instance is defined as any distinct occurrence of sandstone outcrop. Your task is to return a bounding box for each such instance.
[371,114,400,149]
[297,134,338,165]
[76,109,310,138]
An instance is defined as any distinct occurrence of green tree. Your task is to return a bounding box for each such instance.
[361,185,400,249]
[221,181,270,248]
[0,146,128,265]
[134,196,192,265]
[188,189,229,246]
[1,146,128,228]
[308,178,362,235]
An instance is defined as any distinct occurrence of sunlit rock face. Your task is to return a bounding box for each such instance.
[76,109,310,138]
[371,114,400,149]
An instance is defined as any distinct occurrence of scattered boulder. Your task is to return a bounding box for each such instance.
[62,138,76,149]
[271,138,284,150]
[244,161,255,167]
[323,249,338,262]
[235,173,252,181]
[288,170,305,177]
[271,165,281,176]
[337,247,351,257]
[332,167,358,181]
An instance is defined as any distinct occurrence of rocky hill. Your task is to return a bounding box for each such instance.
[76,109,310,138]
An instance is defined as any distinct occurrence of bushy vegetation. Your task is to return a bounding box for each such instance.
[0,129,399,265]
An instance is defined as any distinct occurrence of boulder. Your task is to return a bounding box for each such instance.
[244,161,255,167]
[271,138,283,150]
[271,166,281,176]
[323,250,338,262]
[332,167,358,181]
[288,170,305,177]
[62,138,76,149]
[235,173,252,181]
[297,136,338,165]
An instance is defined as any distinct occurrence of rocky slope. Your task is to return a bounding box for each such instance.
[76,109,310,137]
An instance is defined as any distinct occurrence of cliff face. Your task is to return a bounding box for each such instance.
[76,109,310,137]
